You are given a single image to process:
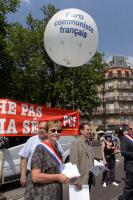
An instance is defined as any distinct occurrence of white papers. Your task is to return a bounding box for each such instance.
[60,162,80,178]
[69,184,90,200]
[90,159,108,176]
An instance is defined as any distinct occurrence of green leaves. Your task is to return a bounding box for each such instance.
[0,0,20,15]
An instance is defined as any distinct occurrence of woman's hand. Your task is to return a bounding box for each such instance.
[103,159,106,165]
[58,174,70,184]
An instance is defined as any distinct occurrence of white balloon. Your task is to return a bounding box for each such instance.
[44,8,99,67]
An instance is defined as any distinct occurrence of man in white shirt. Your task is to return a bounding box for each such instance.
[19,121,47,186]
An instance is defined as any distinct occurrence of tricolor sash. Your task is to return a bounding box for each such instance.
[125,134,133,142]
[38,141,63,170]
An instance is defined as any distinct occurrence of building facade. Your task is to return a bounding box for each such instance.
[90,56,133,138]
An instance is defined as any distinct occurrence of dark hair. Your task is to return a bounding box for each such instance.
[115,125,124,137]
[79,121,91,131]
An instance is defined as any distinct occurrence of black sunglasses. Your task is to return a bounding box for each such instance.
[129,128,133,131]
[50,129,62,134]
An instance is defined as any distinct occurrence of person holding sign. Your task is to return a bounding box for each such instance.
[25,120,70,200]
[70,121,94,190]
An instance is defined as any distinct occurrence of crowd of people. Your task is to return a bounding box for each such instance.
[19,120,95,200]
[19,120,133,200]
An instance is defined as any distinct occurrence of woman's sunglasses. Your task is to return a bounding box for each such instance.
[50,129,62,134]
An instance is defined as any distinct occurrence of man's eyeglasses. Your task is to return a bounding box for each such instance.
[50,129,62,134]
[129,128,133,131]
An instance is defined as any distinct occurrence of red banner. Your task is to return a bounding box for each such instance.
[0,99,80,136]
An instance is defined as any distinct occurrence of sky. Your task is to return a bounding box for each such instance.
[8,0,133,65]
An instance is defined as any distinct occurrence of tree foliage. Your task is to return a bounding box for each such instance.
[0,0,20,97]
[1,3,105,115]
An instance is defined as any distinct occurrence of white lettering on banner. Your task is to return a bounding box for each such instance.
[21,104,28,116]
[0,100,16,115]
[36,107,42,117]
[23,120,30,134]
[0,100,7,114]
[27,106,36,117]
[21,104,42,117]
[6,119,17,134]
[0,119,6,134]
[8,101,16,115]
[63,116,77,127]
[0,119,17,134]
[23,120,38,134]
[31,121,38,133]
